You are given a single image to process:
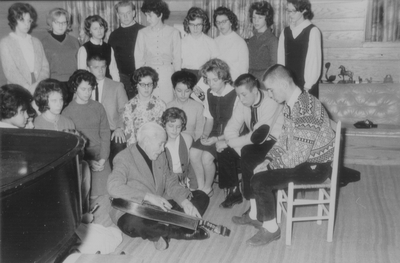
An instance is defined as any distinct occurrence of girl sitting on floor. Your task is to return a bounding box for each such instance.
[33,78,75,131]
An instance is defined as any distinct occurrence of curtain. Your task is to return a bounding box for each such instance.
[368,0,399,41]
[201,0,287,39]
[64,1,143,44]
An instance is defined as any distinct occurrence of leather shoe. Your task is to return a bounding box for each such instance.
[246,227,281,247]
[153,236,169,250]
[232,209,262,229]
[172,226,210,241]
[219,186,243,209]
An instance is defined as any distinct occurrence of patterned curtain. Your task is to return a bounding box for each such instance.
[201,0,287,39]
[368,0,399,41]
[64,1,143,44]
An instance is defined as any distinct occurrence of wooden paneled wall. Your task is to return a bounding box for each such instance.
[312,0,400,83]
[1,0,399,85]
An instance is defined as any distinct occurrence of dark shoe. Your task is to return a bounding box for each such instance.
[220,187,243,208]
[171,226,210,241]
[153,236,169,250]
[246,227,281,247]
[232,209,262,229]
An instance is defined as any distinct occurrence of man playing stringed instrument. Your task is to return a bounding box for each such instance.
[107,122,210,250]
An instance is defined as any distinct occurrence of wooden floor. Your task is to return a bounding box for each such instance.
[67,164,400,263]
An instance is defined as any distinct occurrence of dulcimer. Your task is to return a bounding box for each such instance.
[111,198,231,237]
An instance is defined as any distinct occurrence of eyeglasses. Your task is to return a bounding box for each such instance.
[53,21,67,26]
[138,82,154,89]
[189,23,203,29]
[216,19,229,26]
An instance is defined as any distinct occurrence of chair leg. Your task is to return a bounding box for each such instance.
[317,189,324,225]
[277,190,282,224]
[286,183,294,245]
[327,191,335,242]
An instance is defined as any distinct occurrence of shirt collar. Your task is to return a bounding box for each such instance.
[209,83,234,97]
[252,89,263,108]
[10,32,31,41]
[286,87,302,111]
[290,19,312,32]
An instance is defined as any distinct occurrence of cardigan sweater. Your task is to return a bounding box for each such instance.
[0,33,49,93]
[41,33,80,82]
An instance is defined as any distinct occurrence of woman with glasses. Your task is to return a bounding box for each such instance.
[277,0,322,98]
[248,2,278,89]
[123,66,166,145]
[77,15,120,82]
[0,2,49,94]
[41,8,80,105]
[181,7,219,80]
[213,7,248,81]
[134,0,181,104]
[190,58,237,197]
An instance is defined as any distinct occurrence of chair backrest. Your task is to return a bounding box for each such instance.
[330,120,342,198]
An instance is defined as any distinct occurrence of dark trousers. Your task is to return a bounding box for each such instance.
[251,162,332,222]
[241,140,276,200]
[109,130,127,168]
[120,73,136,100]
[217,147,240,189]
[117,190,209,241]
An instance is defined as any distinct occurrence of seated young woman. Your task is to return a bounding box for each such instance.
[167,70,204,141]
[161,107,208,208]
[62,70,111,200]
[33,78,75,131]
[189,58,237,197]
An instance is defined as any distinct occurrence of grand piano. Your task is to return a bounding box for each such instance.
[1,128,84,263]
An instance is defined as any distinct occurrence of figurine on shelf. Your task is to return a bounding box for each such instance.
[358,76,362,83]
[366,77,373,83]
[324,62,336,83]
[338,65,354,84]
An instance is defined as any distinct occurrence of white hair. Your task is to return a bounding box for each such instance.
[137,122,166,143]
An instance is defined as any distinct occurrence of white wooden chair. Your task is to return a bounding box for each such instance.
[276,120,341,245]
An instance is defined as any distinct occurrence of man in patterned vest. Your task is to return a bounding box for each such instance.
[237,64,335,247]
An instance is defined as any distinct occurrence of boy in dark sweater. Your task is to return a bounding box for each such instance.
[108,1,144,99]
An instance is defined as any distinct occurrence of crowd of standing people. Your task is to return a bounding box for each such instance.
[1,0,335,251]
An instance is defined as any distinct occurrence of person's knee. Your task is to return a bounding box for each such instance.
[201,152,214,166]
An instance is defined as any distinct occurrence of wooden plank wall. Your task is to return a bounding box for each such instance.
[312,0,400,83]
[1,0,399,85]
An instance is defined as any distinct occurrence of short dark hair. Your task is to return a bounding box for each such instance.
[141,0,170,22]
[114,1,136,13]
[84,15,108,37]
[183,7,211,34]
[249,1,274,27]
[287,0,314,20]
[171,70,197,90]
[68,70,97,93]
[263,64,295,85]
[87,54,107,67]
[161,107,187,132]
[200,58,232,85]
[34,79,64,113]
[234,73,260,91]
[8,2,37,32]
[132,66,159,88]
[213,6,238,31]
[0,84,35,120]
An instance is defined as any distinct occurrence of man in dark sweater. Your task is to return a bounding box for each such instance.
[108,1,145,99]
